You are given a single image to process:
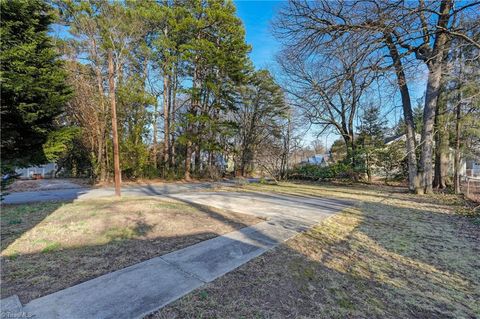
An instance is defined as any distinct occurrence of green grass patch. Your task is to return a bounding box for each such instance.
[41,242,61,254]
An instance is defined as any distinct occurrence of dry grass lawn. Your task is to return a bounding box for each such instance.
[0,197,263,303]
[150,182,480,319]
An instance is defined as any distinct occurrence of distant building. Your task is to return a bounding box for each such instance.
[384,133,480,178]
[466,160,480,177]
[300,154,330,167]
[15,163,57,179]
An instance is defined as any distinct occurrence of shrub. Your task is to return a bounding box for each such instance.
[142,165,160,179]
[288,163,352,181]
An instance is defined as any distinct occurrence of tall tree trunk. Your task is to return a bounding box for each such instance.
[163,69,170,170]
[454,97,462,194]
[96,126,104,181]
[184,110,194,181]
[342,134,352,163]
[184,140,192,180]
[170,68,177,168]
[152,103,158,168]
[147,58,157,169]
[240,148,249,177]
[365,141,372,183]
[417,0,452,194]
[281,116,291,180]
[88,36,108,182]
[433,94,449,188]
[350,134,356,171]
[185,64,199,180]
[342,133,355,169]
[105,140,109,180]
[433,37,452,189]
[419,72,441,194]
[194,143,201,174]
[108,49,121,196]
[385,33,419,192]
[208,151,214,170]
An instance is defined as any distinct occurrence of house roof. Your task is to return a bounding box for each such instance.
[384,133,421,145]
[302,154,329,164]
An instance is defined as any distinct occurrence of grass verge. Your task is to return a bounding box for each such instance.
[1,197,263,303]
[150,182,480,319]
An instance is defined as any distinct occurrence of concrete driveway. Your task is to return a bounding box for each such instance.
[168,191,352,228]
[4,190,355,319]
[1,182,228,205]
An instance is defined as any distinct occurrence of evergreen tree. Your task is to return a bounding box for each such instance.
[357,105,387,182]
[235,69,287,176]
[180,0,251,179]
[329,139,348,163]
[392,101,422,137]
[1,0,71,171]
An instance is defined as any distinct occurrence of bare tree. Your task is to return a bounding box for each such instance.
[277,37,377,169]
[274,0,480,193]
[234,70,288,177]
[310,140,325,155]
[274,0,415,184]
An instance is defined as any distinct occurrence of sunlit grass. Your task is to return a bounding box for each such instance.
[2,198,186,256]
[153,182,480,319]
[0,197,262,303]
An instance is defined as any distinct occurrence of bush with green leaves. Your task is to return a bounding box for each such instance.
[288,163,352,181]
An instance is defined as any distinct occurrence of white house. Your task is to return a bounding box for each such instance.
[465,160,480,177]
[15,163,57,179]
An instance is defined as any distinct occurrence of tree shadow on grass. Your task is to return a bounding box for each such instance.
[164,194,266,231]
[1,201,71,249]
[256,184,458,214]
[353,201,480,282]
[152,201,480,319]
[1,232,219,303]
[0,197,265,304]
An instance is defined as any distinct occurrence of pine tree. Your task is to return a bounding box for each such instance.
[1,0,71,171]
[235,69,287,176]
[357,105,387,182]
[181,0,251,179]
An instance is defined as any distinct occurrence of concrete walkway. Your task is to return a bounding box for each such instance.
[1,192,354,319]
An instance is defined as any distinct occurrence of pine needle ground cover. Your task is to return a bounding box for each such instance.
[151,183,480,319]
[1,197,263,303]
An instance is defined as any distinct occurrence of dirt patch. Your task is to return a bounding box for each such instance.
[0,197,263,303]
[150,183,480,319]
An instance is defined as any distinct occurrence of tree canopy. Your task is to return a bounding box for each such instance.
[1,0,71,171]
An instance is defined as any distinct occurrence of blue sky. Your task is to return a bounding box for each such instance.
[233,0,427,149]
[234,0,284,69]
[233,0,341,147]
[54,1,425,150]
